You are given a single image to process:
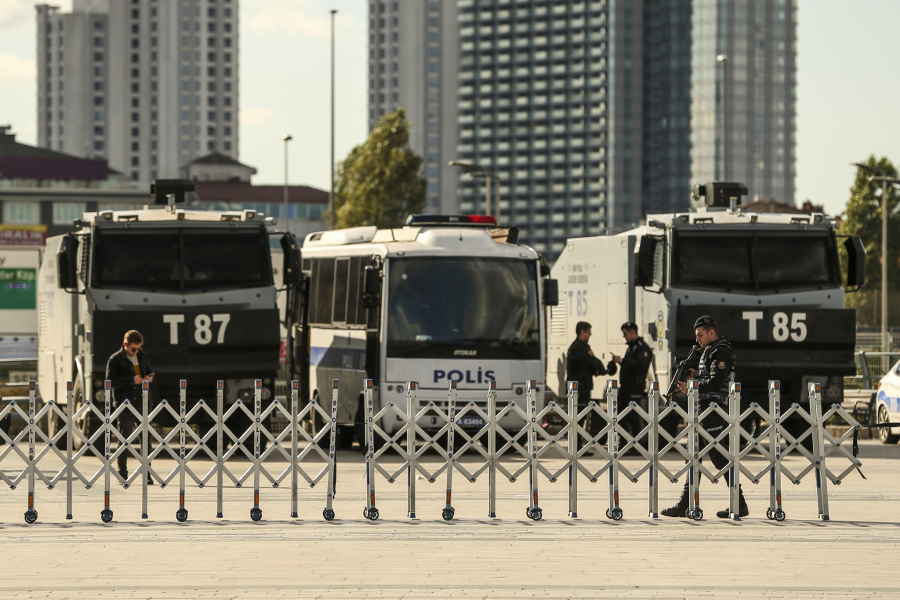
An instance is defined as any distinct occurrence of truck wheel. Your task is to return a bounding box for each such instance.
[338,424,355,450]
[69,379,93,451]
[878,405,900,444]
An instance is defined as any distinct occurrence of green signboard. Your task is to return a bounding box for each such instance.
[0,268,36,309]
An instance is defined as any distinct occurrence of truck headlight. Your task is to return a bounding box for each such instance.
[261,387,272,400]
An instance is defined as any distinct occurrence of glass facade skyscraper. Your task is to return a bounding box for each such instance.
[690,0,796,205]
[368,0,797,259]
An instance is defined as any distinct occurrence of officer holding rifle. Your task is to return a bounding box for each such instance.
[661,316,748,519]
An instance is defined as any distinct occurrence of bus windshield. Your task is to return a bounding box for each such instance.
[386,257,540,359]
[93,228,272,292]
[673,232,839,292]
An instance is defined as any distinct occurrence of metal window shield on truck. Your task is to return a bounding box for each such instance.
[547,180,865,450]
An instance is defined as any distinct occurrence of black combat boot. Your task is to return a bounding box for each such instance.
[716,485,749,518]
[661,483,690,517]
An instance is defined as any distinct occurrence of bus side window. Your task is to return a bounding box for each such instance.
[346,256,362,325]
[356,257,370,325]
[313,258,335,324]
[308,258,319,322]
[332,258,350,324]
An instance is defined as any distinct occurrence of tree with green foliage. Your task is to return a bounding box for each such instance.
[840,155,900,327]
[331,108,426,229]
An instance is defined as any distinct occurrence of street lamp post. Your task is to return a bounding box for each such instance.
[329,9,337,230]
[852,163,900,368]
[448,160,499,220]
[283,134,292,229]
[717,54,728,181]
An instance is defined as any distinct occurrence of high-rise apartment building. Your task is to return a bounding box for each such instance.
[368,0,796,259]
[368,1,459,214]
[37,0,240,185]
[455,0,645,256]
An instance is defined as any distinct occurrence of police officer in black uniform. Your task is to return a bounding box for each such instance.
[661,315,748,518]
[566,321,617,444]
[612,322,654,440]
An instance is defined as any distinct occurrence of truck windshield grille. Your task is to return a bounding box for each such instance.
[93,229,271,292]
[673,232,837,292]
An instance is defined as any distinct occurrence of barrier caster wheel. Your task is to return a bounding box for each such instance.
[525,507,532,519]
[250,507,262,522]
[691,508,703,521]
[611,507,623,521]
[442,508,455,521]
[176,508,188,523]
[530,508,543,521]
[24,510,37,524]
[368,507,379,521]
[323,508,335,521]
[774,509,786,522]
[605,508,612,519]
[766,508,774,520]
[100,509,113,523]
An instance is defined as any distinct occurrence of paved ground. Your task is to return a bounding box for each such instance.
[0,440,898,599]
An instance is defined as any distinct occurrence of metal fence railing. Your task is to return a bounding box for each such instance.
[0,377,865,525]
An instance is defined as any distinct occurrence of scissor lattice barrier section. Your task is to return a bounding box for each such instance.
[0,378,863,523]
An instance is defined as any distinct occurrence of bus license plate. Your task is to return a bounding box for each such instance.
[458,416,485,428]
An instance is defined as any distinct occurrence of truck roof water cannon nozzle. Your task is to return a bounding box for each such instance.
[691,181,748,211]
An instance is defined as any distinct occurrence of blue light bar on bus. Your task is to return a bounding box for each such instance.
[405,214,498,226]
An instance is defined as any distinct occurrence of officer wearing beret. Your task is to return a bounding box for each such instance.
[612,322,654,441]
[661,315,747,518]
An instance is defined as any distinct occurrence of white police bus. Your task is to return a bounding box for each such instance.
[298,215,558,447]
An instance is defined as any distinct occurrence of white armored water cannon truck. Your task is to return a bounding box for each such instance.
[548,181,865,442]
[38,180,303,444]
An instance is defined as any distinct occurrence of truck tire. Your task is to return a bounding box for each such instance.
[68,379,94,451]
[337,424,355,450]
[353,393,366,449]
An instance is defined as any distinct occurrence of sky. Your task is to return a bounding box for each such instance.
[1,0,899,218]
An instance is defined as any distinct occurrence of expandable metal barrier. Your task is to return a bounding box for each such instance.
[0,378,863,523]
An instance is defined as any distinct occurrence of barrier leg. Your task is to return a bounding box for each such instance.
[24,381,37,524]
[290,380,299,519]
[176,380,188,522]
[66,381,74,520]
[250,380,263,522]
[810,382,829,521]
[443,380,457,521]
[141,381,150,519]
[323,379,338,521]
[526,380,542,521]
[648,382,659,518]
[406,381,417,519]
[101,381,113,523]
[606,381,623,521]
[363,379,379,521]
[567,381,578,518]
[728,382,742,521]
[487,381,497,518]
[767,381,785,521]
[216,381,224,519]
[686,380,702,521]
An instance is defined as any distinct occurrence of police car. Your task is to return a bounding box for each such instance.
[875,362,900,444]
